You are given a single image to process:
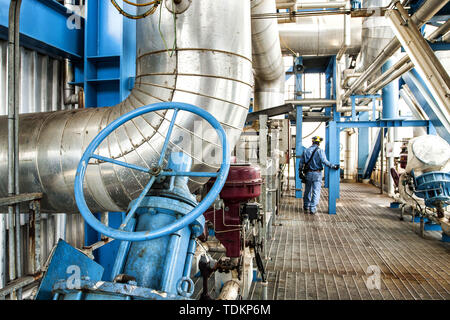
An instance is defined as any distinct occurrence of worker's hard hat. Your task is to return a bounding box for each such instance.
[312,136,323,143]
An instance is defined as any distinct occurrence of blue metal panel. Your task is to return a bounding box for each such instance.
[0,0,84,59]
[35,239,104,300]
[402,69,450,143]
[84,0,136,108]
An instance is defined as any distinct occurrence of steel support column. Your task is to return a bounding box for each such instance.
[357,112,370,178]
[295,106,303,198]
[294,56,304,198]
[327,119,339,215]
[382,59,399,196]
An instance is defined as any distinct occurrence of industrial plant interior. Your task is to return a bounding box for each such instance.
[0,0,449,303]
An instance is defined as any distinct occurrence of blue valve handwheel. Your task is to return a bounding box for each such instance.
[74,102,230,241]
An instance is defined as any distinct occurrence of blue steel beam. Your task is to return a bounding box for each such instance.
[327,118,339,215]
[382,59,399,120]
[294,56,304,198]
[337,120,430,128]
[402,69,450,144]
[325,56,340,213]
[0,0,84,59]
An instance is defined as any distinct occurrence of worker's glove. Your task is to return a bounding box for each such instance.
[332,165,340,170]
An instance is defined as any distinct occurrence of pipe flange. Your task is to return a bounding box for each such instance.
[165,0,191,14]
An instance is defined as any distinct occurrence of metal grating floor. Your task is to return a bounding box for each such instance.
[249,183,450,300]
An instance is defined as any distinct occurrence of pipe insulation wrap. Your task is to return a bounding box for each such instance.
[0,0,253,213]
[251,0,285,110]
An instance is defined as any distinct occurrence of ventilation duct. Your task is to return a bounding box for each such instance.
[251,0,285,110]
[0,0,253,213]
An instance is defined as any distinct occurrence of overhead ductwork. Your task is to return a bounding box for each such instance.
[251,0,285,110]
[343,0,450,100]
[0,0,253,213]
[278,16,362,56]
[356,0,394,73]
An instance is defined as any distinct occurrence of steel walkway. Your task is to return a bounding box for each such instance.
[249,183,450,300]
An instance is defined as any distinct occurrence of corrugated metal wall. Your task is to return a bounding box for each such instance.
[0,41,85,289]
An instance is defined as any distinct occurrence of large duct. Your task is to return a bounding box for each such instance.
[278,16,362,56]
[251,0,285,110]
[356,0,394,77]
[0,0,253,213]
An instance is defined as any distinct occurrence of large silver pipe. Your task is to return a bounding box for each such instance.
[285,99,336,106]
[387,3,450,113]
[0,0,253,214]
[343,0,450,101]
[276,1,347,10]
[252,0,285,110]
[399,86,427,136]
[337,1,352,60]
[278,16,362,56]
[363,19,450,95]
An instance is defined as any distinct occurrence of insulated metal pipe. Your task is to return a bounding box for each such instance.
[381,59,399,120]
[381,59,399,196]
[337,1,352,60]
[0,0,253,214]
[344,129,355,182]
[285,99,336,106]
[252,0,285,110]
[363,19,450,96]
[278,17,362,56]
[217,279,240,300]
[276,1,348,10]
[343,0,450,101]
[387,3,450,113]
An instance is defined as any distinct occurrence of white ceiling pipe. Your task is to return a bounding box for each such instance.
[277,1,348,10]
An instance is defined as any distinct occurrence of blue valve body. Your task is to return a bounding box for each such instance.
[48,102,229,300]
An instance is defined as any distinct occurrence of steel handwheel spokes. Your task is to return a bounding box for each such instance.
[74,102,230,242]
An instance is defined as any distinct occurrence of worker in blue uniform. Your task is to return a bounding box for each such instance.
[299,136,340,214]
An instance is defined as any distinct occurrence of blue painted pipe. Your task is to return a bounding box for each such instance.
[122,210,191,293]
[382,59,399,120]
[181,237,197,292]
[119,152,202,294]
